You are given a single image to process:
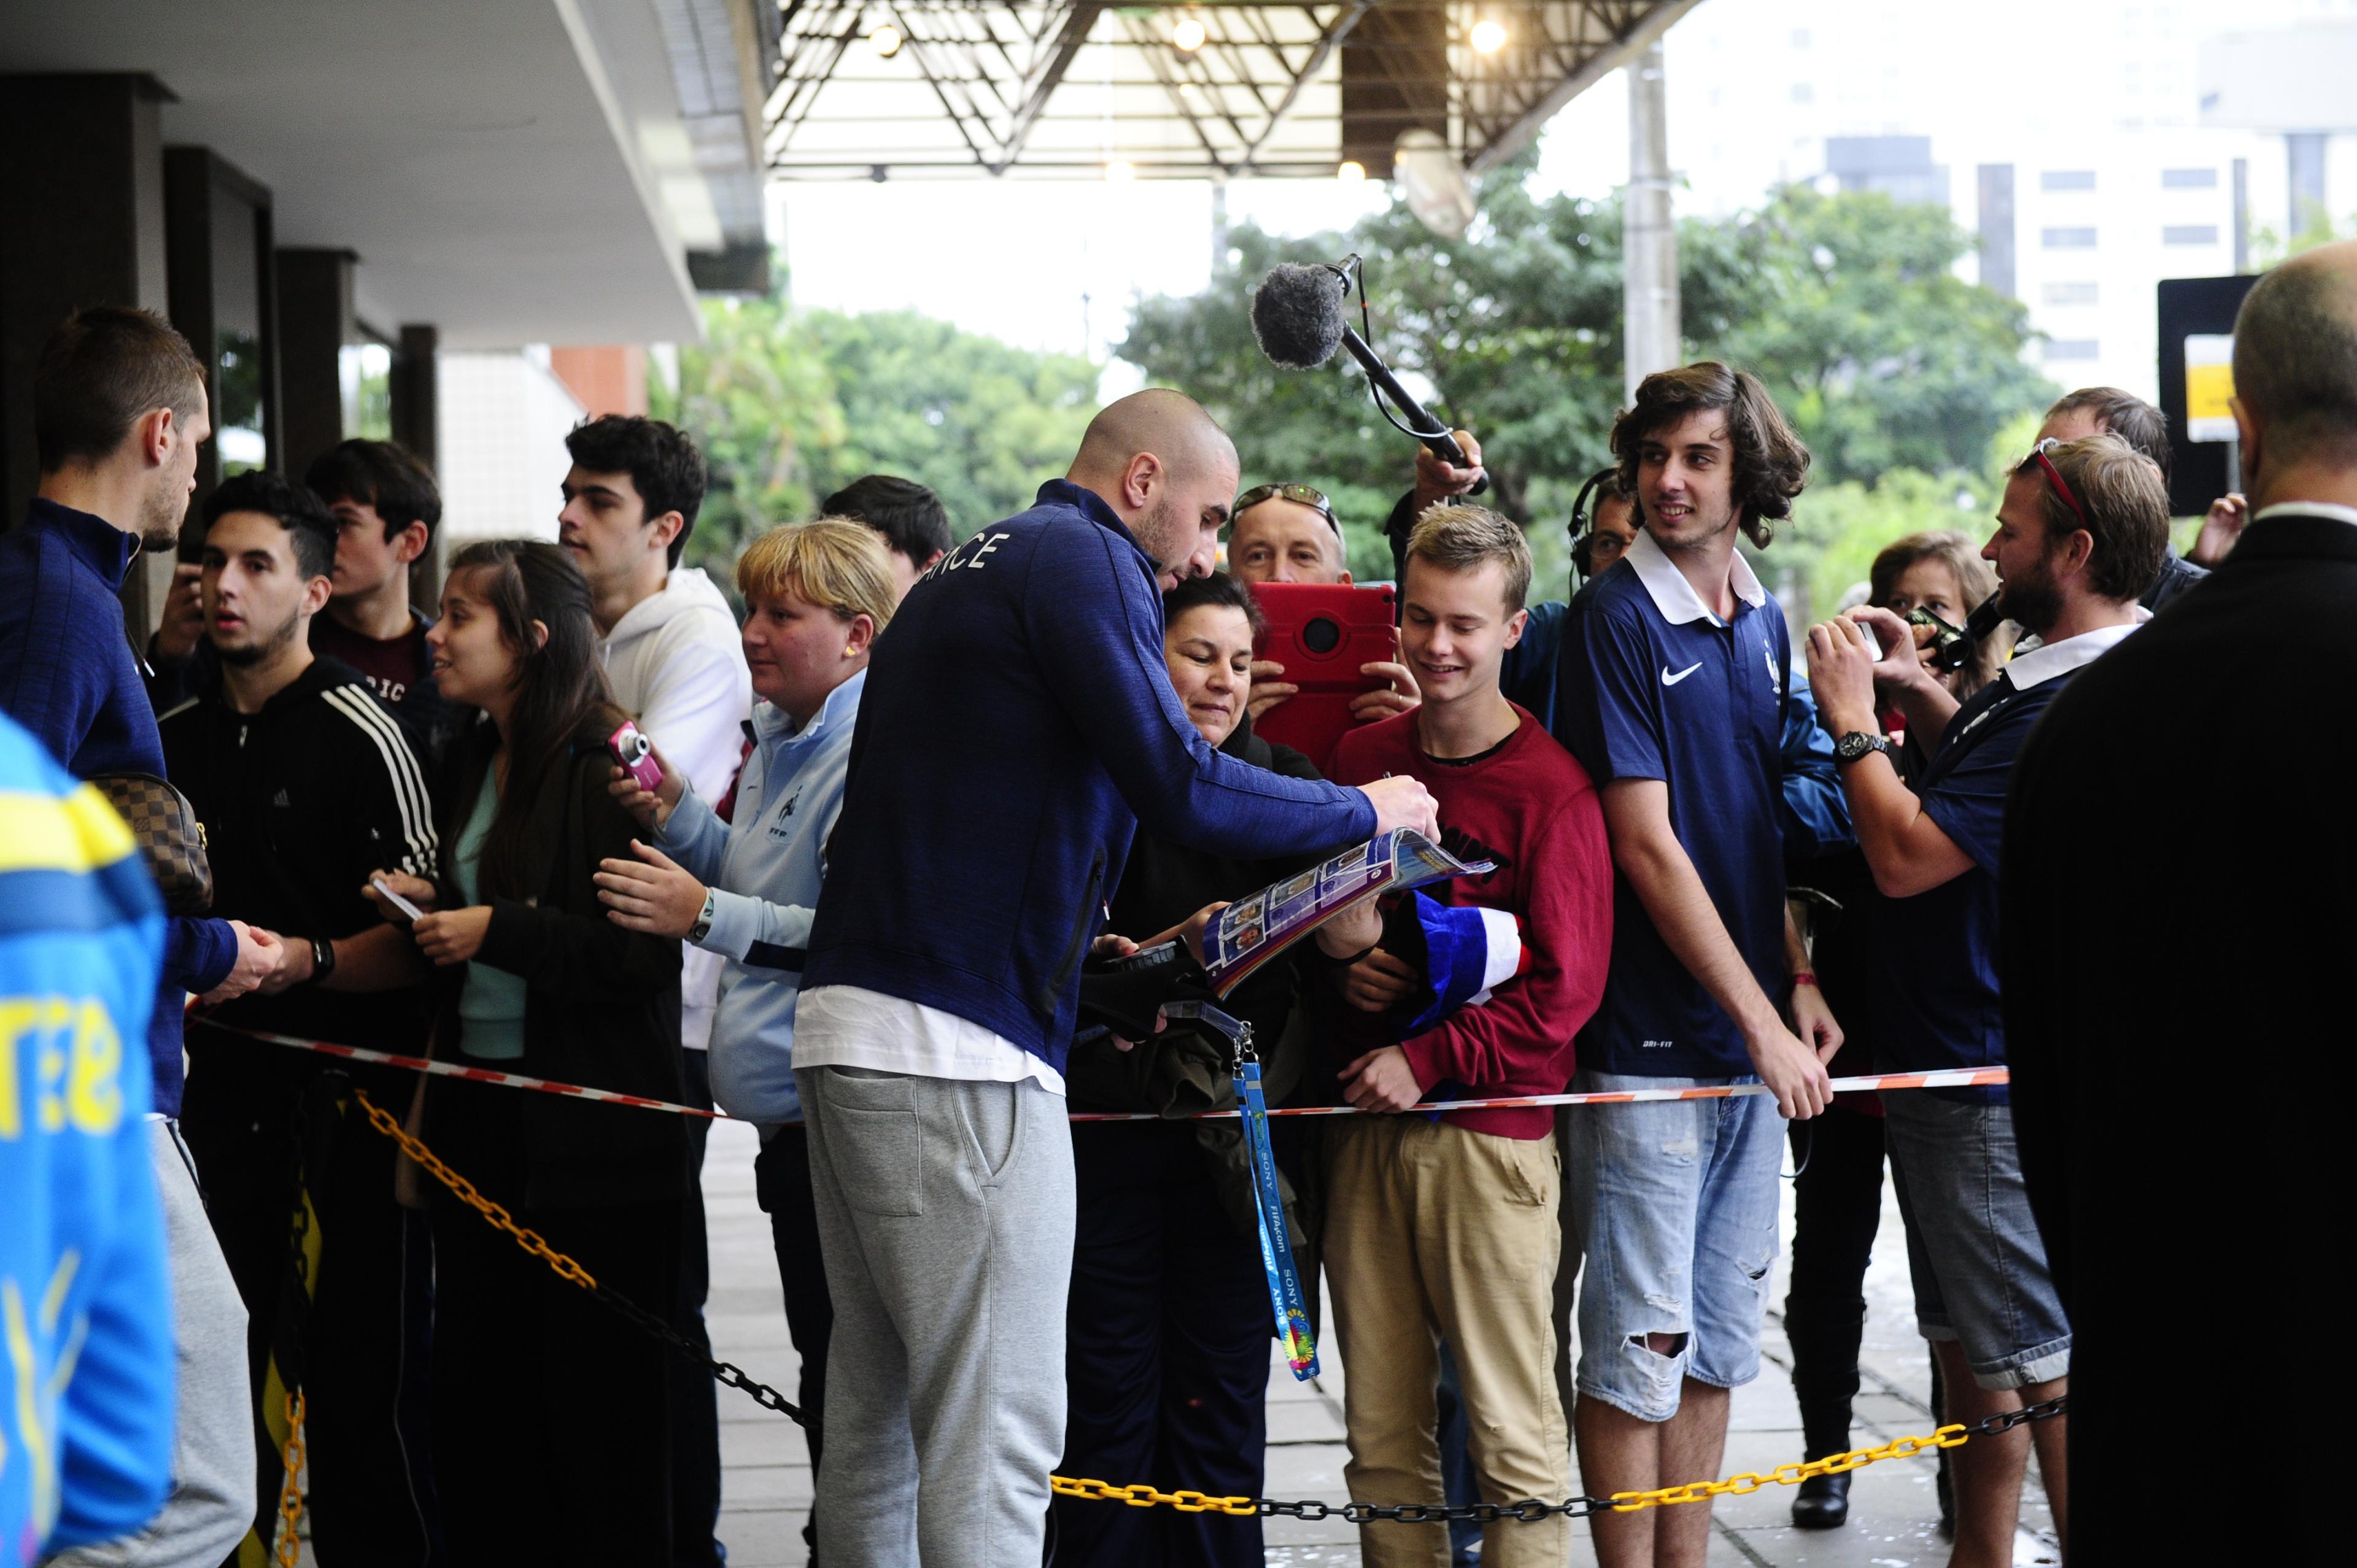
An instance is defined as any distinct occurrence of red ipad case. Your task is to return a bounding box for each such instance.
[1247,582,1399,772]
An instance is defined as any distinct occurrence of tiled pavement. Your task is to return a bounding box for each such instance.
[705,1115,2057,1567]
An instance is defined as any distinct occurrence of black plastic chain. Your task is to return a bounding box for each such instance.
[1964,1395,2070,1437]
[582,1276,808,1426]
[1260,1496,1618,1524]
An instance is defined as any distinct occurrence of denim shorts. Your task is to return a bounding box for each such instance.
[1883,1092,2071,1391]
[1563,1072,1784,1422]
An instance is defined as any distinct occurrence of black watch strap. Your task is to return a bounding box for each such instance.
[309,934,336,983]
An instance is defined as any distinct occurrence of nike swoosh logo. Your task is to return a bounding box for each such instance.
[1661,662,1703,686]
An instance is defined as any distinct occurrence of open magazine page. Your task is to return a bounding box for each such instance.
[1201,828,1493,997]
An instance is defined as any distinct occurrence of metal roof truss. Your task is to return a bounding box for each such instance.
[765,0,1701,180]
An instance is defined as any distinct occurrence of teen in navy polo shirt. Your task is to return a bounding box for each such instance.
[1805,432,2167,1565]
[1555,363,1843,1567]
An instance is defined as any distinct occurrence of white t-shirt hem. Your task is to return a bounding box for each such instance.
[792,984,1066,1095]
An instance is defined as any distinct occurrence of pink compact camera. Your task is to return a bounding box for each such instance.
[608,722,664,794]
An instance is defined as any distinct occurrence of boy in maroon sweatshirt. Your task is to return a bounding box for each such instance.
[1313,504,1613,1568]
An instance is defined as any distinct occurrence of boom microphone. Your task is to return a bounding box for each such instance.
[1251,261,1487,493]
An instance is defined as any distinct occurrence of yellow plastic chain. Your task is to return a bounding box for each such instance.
[274,1390,307,1566]
[1606,1424,1970,1511]
[351,1091,598,1290]
[1048,1477,1260,1516]
[349,1089,1985,1526]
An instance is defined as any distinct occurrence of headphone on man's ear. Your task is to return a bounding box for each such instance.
[1568,466,1625,581]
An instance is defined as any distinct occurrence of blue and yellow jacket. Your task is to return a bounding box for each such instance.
[0,711,172,1561]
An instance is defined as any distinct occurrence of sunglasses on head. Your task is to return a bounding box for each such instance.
[1233,482,1339,534]
[2019,438,2091,533]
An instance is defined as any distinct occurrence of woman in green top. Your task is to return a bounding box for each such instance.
[367,538,686,1567]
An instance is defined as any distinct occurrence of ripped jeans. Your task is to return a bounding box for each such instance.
[1563,1072,1784,1422]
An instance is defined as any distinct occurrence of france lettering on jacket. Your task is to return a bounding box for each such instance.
[929,530,1011,577]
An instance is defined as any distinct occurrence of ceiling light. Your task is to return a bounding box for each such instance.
[1174,12,1207,52]
[1336,159,1367,183]
[1105,158,1137,182]
[1469,17,1507,55]
[869,23,902,58]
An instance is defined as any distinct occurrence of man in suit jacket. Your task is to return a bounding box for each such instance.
[2002,240,2357,1564]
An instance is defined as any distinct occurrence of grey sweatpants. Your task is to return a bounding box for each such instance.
[795,1065,1074,1568]
[52,1121,255,1568]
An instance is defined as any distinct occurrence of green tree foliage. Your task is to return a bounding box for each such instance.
[2253,201,2357,268]
[1768,469,1987,627]
[1121,161,1628,539]
[1117,156,2053,601]
[657,292,843,571]
[800,311,1098,543]
[656,288,1099,576]
[1713,186,2055,485]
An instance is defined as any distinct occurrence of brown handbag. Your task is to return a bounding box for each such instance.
[90,771,213,914]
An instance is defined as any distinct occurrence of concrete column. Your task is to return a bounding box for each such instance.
[1977,163,2017,299]
[164,147,279,538]
[2234,157,2251,273]
[276,247,357,483]
[389,322,442,606]
[389,324,439,471]
[2288,133,2327,236]
[0,73,174,627]
[1623,41,1680,400]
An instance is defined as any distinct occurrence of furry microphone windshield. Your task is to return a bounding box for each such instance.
[1251,263,1349,369]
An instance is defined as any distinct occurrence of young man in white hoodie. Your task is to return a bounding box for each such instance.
[558,414,752,1568]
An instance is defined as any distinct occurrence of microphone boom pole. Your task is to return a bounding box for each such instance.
[1336,326,1479,479]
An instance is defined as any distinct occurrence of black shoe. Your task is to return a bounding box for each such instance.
[1791,1471,1851,1529]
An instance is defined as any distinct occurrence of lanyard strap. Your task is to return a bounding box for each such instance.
[1163,1001,1319,1378]
[1237,1054,1320,1380]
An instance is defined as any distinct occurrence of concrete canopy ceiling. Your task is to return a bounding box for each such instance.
[1,0,721,346]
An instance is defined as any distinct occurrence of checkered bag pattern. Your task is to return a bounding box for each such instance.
[90,771,214,913]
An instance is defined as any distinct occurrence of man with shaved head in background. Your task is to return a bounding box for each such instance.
[2004,241,2357,1565]
[793,388,1442,1567]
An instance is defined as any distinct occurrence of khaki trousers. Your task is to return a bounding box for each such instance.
[1325,1116,1570,1568]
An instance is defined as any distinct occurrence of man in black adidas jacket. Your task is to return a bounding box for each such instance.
[158,473,443,1562]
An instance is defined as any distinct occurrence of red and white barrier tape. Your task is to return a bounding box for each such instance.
[195,1014,2004,1123]
[190,1017,727,1119]
[1067,1067,2008,1121]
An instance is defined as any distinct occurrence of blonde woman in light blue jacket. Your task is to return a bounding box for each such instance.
[594,517,895,1548]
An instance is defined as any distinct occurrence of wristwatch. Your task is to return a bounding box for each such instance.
[1833,731,1895,767]
[308,935,337,984]
[687,890,717,946]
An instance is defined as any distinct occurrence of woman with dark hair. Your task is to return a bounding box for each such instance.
[1053,571,1337,1568]
[365,538,686,1565]
[1868,530,2012,705]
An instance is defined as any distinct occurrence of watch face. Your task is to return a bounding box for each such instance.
[1838,732,1884,762]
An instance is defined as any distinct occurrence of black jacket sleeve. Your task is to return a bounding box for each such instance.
[475,755,681,1005]
[1384,490,1420,582]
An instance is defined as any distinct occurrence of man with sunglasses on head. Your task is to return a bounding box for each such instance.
[2034,387,2223,610]
[1228,480,1422,726]
[1802,433,2167,1568]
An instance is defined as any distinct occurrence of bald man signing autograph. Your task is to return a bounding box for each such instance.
[791,389,1440,1567]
